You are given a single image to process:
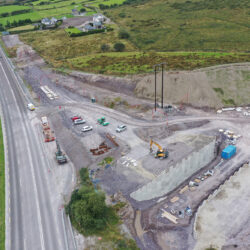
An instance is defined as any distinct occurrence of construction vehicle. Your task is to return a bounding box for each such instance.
[97,117,109,126]
[55,140,67,164]
[41,116,55,142]
[150,139,168,159]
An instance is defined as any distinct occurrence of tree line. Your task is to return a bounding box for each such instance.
[0,9,31,18]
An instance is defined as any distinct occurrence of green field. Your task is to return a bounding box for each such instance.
[105,0,250,52]
[65,27,82,35]
[8,24,34,31]
[0,0,99,26]
[66,51,250,75]
[0,5,30,15]
[19,28,136,67]
[18,26,250,75]
[0,120,5,250]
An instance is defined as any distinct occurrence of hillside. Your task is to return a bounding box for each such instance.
[105,0,250,52]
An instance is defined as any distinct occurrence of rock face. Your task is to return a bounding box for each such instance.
[135,63,250,108]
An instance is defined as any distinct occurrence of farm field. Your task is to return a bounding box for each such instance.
[0,0,111,27]
[0,5,30,15]
[105,0,250,52]
[18,27,250,75]
[64,52,250,75]
[8,24,34,32]
[19,28,136,67]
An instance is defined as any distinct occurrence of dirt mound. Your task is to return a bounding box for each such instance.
[135,63,250,108]
[134,120,209,142]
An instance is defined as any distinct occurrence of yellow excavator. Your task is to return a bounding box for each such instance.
[150,139,169,159]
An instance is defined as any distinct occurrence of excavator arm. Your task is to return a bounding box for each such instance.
[150,139,163,152]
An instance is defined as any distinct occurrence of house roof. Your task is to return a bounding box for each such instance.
[84,24,94,30]
[42,18,50,22]
[93,21,102,26]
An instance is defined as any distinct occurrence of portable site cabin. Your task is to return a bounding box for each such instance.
[221,145,236,159]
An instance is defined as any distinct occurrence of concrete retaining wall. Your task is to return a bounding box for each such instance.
[130,138,216,201]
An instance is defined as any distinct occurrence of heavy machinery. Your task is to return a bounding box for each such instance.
[97,117,109,126]
[55,140,67,164]
[150,139,168,159]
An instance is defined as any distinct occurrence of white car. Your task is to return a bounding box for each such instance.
[74,119,86,125]
[27,103,35,111]
[81,126,93,132]
[116,125,127,133]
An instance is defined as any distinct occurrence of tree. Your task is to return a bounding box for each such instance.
[114,42,125,52]
[100,44,110,52]
[5,20,10,29]
[118,30,130,39]
[80,8,86,12]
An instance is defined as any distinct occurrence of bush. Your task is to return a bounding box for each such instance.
[101,43,110,52]
[66,168,118,235]
[114,42,125,52]
[80,8,86,12]
[119,12,126,18]
[118,30,130,39]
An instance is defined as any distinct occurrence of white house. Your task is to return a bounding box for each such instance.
[93,14,104,24]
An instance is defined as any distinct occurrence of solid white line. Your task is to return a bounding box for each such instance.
[61,209,69,250]
[0,87,11,250]
[0,62,46,250]
[67,215,77,250]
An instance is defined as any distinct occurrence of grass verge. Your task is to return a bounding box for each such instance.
[0,120,5,250]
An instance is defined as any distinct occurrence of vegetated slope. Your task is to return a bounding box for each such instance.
[19,29,136,68]
[18,29,250,74]
[135,63,250,108]
[105,0,250,52]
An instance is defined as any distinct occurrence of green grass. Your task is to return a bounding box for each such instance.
[91,0,126,7]
[65,27,82,35]
[8,24,34,31]
[19,27,250,75]
[0,12,40,25]
[105,0,250,52]
[19,28,136,67]
[66,51,250,75]
[0,120,5,250]
[0,5,31,14]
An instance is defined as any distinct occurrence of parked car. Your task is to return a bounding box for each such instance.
[81,126,93,132]
[116,124,127,133]
[74,119,86,125]
[71,115,82,121]
[27,103,35,111]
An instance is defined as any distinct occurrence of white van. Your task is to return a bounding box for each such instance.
[27,103,35,111]
[41,116,48,126]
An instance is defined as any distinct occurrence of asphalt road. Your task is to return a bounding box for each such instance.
[0,49,72,250]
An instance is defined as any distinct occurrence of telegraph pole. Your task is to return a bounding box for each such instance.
[153,62,166,111]
[154,66,157,111]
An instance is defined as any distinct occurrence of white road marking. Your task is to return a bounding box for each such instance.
[0,62,46,250]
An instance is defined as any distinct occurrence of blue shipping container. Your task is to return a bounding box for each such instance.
[221,145,236,159]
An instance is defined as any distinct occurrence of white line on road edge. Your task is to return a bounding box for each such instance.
[0,46,30,103]
[61,209,69,250]
[68,215,77,250]
[0,96,11,250]
[0,62,46,250]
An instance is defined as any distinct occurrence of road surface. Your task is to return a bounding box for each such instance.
[0,48,74,250]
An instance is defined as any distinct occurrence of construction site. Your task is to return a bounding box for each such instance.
[2,34,250,250]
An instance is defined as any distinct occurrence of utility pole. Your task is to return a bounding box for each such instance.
[153,62,166,111]
[161,63,164,109]
[154,66,157,111]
